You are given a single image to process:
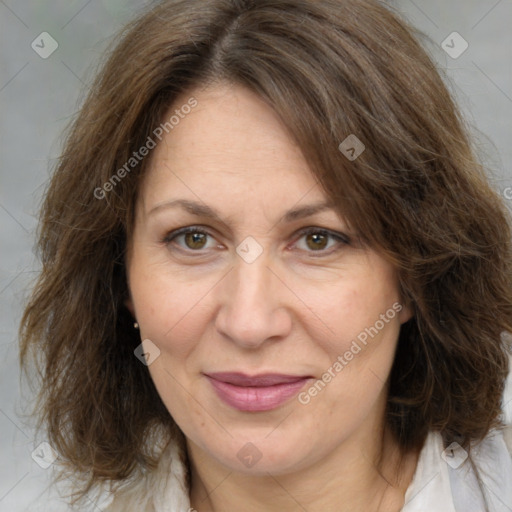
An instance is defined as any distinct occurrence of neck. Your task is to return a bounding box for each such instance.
[187,421,420,512]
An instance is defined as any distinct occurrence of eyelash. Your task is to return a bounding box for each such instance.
[161,226,350,257]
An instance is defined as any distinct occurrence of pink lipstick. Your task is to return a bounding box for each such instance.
[204,372,311,412]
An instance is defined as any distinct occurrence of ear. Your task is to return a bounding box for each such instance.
[125,296,135,317]
[398,301,414,325]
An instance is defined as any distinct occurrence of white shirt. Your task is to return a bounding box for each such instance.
[403,428,512,511]
[99,355,512,511]
[101,425,512,512]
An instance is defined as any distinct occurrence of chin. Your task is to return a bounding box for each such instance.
[192,427,322,476]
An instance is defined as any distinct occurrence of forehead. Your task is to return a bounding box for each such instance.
[140,83,327,214]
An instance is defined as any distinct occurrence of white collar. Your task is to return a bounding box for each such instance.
[404,428,512,512]
[104,427,512,512]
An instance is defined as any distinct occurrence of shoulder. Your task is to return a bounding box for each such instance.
[105,356,512,512]
[404,352,512,512]
[103,438,191,512]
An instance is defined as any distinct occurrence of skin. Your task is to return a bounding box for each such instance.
[126,82,418,512]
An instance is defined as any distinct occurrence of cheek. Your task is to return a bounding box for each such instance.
[298,263,402,357]
[128,255,218,358]
[129,261,213,423]
[300,276,402,426]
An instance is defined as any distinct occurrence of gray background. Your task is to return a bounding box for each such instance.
[1,0,512,510]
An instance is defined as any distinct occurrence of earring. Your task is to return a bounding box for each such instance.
[134,322,139,329]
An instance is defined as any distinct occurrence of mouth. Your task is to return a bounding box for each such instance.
[203,372,313,412]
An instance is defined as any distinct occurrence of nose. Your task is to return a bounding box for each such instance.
[214,251,293,349]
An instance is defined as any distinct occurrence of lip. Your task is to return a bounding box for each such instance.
[204,372,312,412]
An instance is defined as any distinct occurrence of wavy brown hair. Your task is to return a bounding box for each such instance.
[20,0,512,504]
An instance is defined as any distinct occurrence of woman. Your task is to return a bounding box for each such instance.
[19,0,512,511]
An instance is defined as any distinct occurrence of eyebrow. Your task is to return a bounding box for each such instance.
[147,199,336,224]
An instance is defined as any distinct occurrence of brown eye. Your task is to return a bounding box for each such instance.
[294,228,350,255]
[163,227,216,252]
[184,232,208,249]
[305,232,329,250]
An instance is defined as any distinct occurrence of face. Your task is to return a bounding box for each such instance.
[126,82,412,476]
